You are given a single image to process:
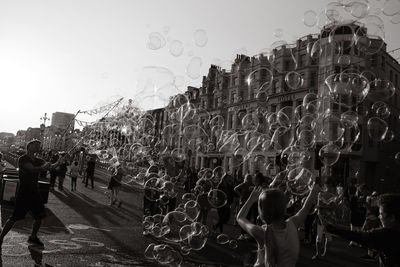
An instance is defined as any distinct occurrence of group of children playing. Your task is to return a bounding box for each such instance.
[60,158,124,207]
[236,176,400,267]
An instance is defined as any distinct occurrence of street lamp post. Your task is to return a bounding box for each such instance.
[40,113,50,149]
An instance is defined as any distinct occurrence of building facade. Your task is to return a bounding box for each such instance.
[51,112,75,130]
[155,22,400,193]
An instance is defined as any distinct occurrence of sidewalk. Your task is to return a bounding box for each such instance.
[2,161,378,267]
[0,160,150,267]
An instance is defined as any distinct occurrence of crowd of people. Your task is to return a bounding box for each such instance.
[143,161,400,267]
[0,144,128,208]
[0,140,128,255]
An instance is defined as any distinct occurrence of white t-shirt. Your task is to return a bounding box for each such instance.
[263,218,300,267]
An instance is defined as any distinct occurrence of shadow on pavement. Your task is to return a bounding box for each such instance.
[50,189,146,261]
[0,203,70,235]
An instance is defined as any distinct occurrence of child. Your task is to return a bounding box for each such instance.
[326,193,400,267]
[237,183,320,267]
[108,166,123,207]
[313,177,337,260]
[234,174,254,240]
[69,161,79,191]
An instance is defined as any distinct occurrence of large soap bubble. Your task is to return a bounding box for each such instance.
[207,189,228,208]
[367,117,389,141]
[319,143,341,166]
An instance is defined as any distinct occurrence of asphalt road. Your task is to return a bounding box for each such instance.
[0,164,152,267]
[0,163,379,267]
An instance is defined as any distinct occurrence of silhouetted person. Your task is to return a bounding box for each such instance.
[214,172,235,233]
[49,151,59,189]
[0,140,62,249]
[57,157,68,191]
[0,152,6,174]
[85,156,96,189]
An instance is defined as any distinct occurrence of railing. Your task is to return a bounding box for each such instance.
[4,152,19,167]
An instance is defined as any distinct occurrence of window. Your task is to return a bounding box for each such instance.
[228,114,232,129]
[224,77,229,88]
[310,72,317,87]
[231,92,236,104]
[381,56,385,70]
[343,41,351,55]
[271,105,277,112]
[283,78,288,92]
[285,60,291,71]
[371,55,377,67]
[241,74,246,85]
[253,70,258,79]
[325,44,332,57]
[333,103,339,112]
[272,80,277,94]
[217,97,222,107]
[260,69,267,81]
[299,54,306,67]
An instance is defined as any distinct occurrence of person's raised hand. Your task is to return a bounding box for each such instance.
[248,186,263,203]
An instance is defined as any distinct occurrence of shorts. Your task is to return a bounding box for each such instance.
[11,190,46,221]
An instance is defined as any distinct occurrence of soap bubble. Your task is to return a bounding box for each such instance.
[285,71,304,90]
[382,0,400,16]
[273,28,284,38]
[207,189,228,208]
[367,117,389,141]
[368,80,396,102]
[303,10,318,27]
[186,57,203,79]
[194,29,208,47]
[229,240,238,249]
[350,1,370,19]
[320,114,345,143]
[162,211,188,242]
[169,40,184,57]
[188,231,207,250]
[179,224,193,241]
[383,129,395,143]
[184,200,201,221]
[287,167,314,196]
[217,234,230,244]
[319,143,341,166]
[153,244,182,265]
[144,243,156,259]
[146,32,166,50]
[395,152,400,164]
[371,101,391,119]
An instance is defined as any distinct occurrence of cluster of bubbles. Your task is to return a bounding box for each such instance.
[76,1,400,266]
[143,184,213,265]
[145,28,208,82]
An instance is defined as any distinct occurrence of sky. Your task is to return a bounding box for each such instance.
[0,0,399,134]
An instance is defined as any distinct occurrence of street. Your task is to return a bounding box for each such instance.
[0,164,153,267]
[0,163,381,267]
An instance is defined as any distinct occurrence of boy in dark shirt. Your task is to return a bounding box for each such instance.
[326,193,400,267]
[0,140,63,249]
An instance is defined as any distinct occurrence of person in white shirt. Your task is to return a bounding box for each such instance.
[237,183,320,267]
[69,160,80,191]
